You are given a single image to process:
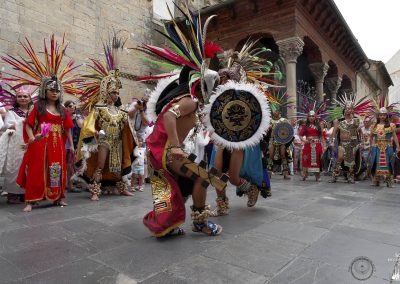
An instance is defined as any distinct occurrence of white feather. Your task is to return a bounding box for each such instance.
[146,73,180,123]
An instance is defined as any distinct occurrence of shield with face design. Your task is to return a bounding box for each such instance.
[203,80,271,149]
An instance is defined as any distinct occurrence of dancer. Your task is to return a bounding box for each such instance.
[369,101,400,187]
[299,111,327,181]
[0,86,35,203]
[136,4,224,237]
[76,35,136,201]
[328,94,372,183]
[266,91,293,180]
[208,41,275,215]
[1,35,80,212]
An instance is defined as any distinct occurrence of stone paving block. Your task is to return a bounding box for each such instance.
[267,256,388,284]
[156,255,268,284]
[19,258,121,284]
[0,255,25,283]
[0,223,73,254]
[301,231,399,280]
[294,201,356,222]
[331,225,400,247]
[1,239,97,278]
[341,202,400,235]
[89,236,212,282]
[214,206,290,234]
[202,231,306,278]
[58,218,108,234]
[253,220,328,245]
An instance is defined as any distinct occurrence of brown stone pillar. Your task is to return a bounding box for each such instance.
[308,62,329,103]
[325,77,342,102]
[276,37,304,116]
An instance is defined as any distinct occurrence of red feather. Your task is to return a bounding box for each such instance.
[204,41,223,59]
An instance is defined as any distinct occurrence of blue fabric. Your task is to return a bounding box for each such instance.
[371,144,394,174]
[240,145,264,186]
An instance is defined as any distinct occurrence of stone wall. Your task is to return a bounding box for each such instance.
[0,0,228,104]
[0,0,161,104]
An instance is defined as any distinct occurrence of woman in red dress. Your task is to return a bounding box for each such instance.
[299,111,327,181]
[17,76,74,212]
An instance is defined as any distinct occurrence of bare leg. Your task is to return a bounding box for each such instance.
[131,173,137,191]
[138,174,144,191]
[331,147,344,183]
[228,150,244,186]
[90,144,109,201]
[211,147,229,216]
[280,145,290,179]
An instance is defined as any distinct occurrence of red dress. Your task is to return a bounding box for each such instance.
[17,104,74,202]
[300,125,325,173]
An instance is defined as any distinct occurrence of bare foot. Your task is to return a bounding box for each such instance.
[23,204,32,212]
[120,190,134,196]
[91,194,99,201]
[138,187,144,192]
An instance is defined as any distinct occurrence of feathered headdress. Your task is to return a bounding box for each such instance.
[0,34,81,101]
[367,93,400,118]
[327,93,373,121]
[219,39,284,87]
[78,31,128,110]
[134,2,223,103]
[0,83,37,107]
[295,100,328,121]
[263,87,293,113]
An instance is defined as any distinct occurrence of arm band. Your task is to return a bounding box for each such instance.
[168,104,181,118]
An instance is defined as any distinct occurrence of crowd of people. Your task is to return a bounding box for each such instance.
[0,4,399,238]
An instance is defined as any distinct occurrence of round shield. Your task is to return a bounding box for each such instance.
[273,121,294,145]
[203,81,271,149]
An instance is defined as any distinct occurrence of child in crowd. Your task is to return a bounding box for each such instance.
[131,138,146,192]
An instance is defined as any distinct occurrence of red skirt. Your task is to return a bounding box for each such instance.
[302,141,323,173]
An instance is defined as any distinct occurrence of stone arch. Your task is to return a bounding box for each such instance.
[337,74,353,99]
[302,36,322,63]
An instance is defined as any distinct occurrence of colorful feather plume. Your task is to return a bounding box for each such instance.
[263,87,293,113]
[133,2,222,89]
[296,100,329,121]
[78,31,128,110]
[366,93,400,118]
[223,38,284,88]
[0,34,81,96]
[327,93,374,121]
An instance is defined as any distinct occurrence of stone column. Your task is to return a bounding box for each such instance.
[276,37,304,116]
[308,62,329,103]
[325,77,342,102]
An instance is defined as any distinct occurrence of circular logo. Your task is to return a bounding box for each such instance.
[349,256,375,281]
[273,121,294,144]
[209,89,262,143]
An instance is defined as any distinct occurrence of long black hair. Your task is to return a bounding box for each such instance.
[303,116,322,136]
[377,114,390,128]
[37,92,65,118]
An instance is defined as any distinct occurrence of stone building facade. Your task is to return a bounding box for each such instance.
[0,0,392,109]
[0,0,168,103]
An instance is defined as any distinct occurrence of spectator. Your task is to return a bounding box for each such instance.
[64,100,84,192]
[131,138,146,192]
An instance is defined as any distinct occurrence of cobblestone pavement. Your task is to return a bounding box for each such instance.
[0,175,399,283]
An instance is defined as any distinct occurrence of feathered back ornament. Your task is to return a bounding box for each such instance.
[296,100,328,121]
[263,87,293,113]
[367,93,400,118]
[134,2,223,102]
[327,93,373,121]
[79,31,127,110]
[0,34,81,99]
[220,39,284,87]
